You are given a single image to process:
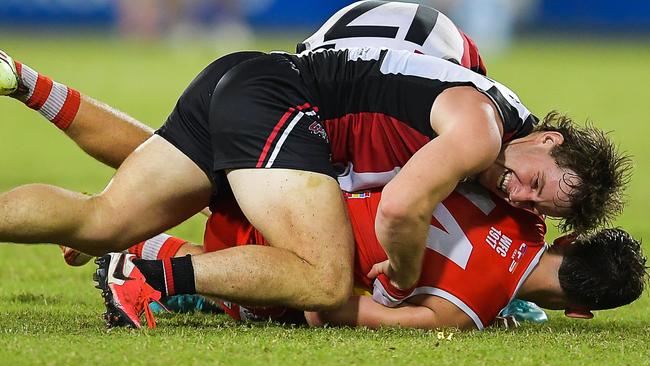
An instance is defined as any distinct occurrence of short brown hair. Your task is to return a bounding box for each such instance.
[536,111,632,233]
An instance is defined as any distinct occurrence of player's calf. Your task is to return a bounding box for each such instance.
[60,233,193,267]
[0,183,142,255]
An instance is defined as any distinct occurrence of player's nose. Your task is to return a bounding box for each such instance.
[509,185,537,202]
[509,189,539,212]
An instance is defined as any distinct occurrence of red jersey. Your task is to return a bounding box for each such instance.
[204,182,546,329]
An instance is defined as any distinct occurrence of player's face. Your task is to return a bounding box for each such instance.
[478,131,577,217]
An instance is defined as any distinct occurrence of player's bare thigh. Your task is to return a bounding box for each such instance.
[80,135,212,252]
[227,168,355,299]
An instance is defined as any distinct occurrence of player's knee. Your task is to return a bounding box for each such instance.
[307,267,353,309]
[315,280,352,309]
[75,196,136,252]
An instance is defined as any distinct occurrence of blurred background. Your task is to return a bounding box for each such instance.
[0,0,648,334]
[0,0,649,51]
[0,0,650,52]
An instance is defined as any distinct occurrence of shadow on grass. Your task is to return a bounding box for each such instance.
[6,292,62,305]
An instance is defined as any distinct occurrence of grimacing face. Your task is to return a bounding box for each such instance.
[477,131,578,217]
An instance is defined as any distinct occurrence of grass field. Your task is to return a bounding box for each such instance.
[0,35,649,365]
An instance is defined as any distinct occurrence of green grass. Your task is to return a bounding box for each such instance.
[0,35,649,365]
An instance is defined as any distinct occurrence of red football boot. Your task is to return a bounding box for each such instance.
[94,253,163,329]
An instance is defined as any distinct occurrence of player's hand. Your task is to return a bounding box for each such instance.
[368,260,419,290]
[368,260,417,303]
[367,260,394,281]
[493,315,520,330]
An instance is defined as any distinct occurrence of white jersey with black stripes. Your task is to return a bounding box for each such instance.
[299,1,466,64]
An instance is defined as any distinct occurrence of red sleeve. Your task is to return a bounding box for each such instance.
[459,30,487,76]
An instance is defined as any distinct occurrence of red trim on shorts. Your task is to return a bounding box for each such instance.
[162,259,175,296]
[256,107,296,168]
[26,75,53,110]
[256,102,318,168]
[295,102,313,111]
[52,88,81,130]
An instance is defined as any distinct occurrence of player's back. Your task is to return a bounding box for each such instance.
[298,0,486,75]
[283,47,537,191]
[346,182,547,329]
[204,183,546,328]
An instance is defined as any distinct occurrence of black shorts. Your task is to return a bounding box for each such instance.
[156,51,334,199]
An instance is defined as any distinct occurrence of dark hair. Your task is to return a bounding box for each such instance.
[535,111,632,233]
[558,228,648,310]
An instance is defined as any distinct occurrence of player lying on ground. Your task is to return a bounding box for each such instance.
[0,46,630,315]
[0,2,630,317]
[95,187,646,330]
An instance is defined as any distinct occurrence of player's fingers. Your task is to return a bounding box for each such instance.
[366,265,379,279]
[367,260,388,278]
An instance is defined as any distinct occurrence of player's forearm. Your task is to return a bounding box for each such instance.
[65,95,154,169]
[305,297,361,327]
[374,203,429,288]
[308,296,437,329]
[375,160,458,288]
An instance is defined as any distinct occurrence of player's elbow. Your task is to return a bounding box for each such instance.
[376,186,429,235]
[377,187,413,224]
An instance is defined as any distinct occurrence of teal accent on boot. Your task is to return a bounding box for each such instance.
[499,299,548,323]
[149,294,223,314]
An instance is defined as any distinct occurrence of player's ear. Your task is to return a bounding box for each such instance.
[564,308,594,319]
[537,131,565,146]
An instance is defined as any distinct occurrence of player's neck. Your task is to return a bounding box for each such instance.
[517,251,566,308]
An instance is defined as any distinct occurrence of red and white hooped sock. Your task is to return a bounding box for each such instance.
[128,233,188,260]
[13,61,81,130]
